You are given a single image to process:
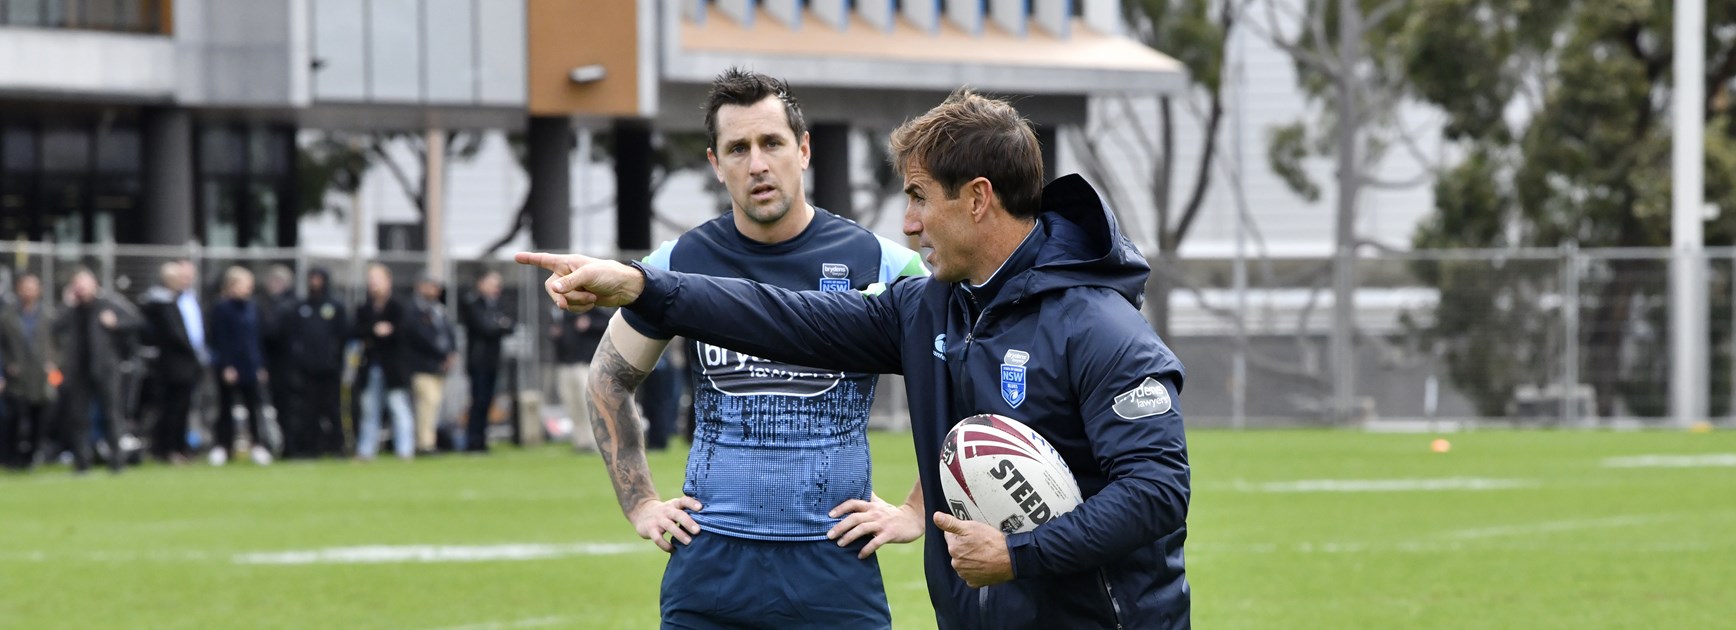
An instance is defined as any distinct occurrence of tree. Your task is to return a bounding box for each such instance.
[1070,0,1235,340]
[1399,0,1736,417]
[477,129,721,257]
[296,133,370,219]
[296,130,485,230]
[1253,0,1431,421]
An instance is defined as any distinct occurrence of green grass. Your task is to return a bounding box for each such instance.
[3,430,1735,629]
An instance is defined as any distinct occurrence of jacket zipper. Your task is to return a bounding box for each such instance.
[1098,569,1125,629]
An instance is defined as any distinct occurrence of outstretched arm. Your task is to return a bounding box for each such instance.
[586,312,699,553]
[516,252,906,375]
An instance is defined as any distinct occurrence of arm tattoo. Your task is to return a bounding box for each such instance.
[587,334,657,516]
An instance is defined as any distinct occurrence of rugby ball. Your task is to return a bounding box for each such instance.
[938,414,1082,534]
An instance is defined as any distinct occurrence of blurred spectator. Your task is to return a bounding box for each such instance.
[406,273,456,455]
[139,260,208,464]
[638,353,682,452]
[207,266,271,467]
[258,264,297,447]
[552,306,611,453]
[289,268,347,458]
[460,270,515,453]
[0,272,55,471]
[54,269,139,474]
[353,264,413,461]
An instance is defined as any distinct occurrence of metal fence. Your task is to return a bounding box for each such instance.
[6,241,1726,435]
[0,241,561,446]
[1161,247,1736,428]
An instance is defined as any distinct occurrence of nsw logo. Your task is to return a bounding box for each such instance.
[933,334,947,360]
[819,263,851,292]
[1000,349,1030,408]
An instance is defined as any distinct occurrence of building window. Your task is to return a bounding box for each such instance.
[0,0,164,34]
[196,124,295,248]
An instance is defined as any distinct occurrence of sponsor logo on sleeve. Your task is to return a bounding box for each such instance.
[1112,376,1172,419]
[933,334,947,360]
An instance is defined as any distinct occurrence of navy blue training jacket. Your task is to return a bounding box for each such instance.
[626,174,1190,629]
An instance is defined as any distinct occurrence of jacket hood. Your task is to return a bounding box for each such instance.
[1004,174,1150,309]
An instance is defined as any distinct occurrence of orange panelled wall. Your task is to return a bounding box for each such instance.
[527,0,641,116]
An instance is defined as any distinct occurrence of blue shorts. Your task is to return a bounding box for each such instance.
[660,532,891,630]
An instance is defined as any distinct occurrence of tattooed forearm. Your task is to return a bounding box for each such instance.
[586,334,657,516]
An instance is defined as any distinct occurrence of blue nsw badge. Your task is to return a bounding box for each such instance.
[1000,349,1030,408]
[820,263,850,292]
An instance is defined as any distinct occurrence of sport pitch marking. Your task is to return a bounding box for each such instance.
[1601,454,1736,468]
[232,542,650,565]
[1438,514,1671,540]
[423,615,575,630]
[1237,477,1537,493]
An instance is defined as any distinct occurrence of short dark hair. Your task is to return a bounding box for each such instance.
[702,67,806,152]
[889,88,1044,220]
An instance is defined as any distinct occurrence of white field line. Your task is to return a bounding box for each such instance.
[232,542,649,565]
[1237,477,1537,493]
[1185,540,1720,554]
[1438,514,1672,540]
[1601,454,1736,468]
[0,542,652,564]
[423,615,575,630]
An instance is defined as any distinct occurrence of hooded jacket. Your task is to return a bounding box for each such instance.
[291,269,349,376]
[625,174,1190,629]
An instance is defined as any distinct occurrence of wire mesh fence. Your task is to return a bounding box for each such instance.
[1,241,1728,436]
[1162,247,1736,428]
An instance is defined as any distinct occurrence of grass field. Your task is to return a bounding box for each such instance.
[3,429,1735,629]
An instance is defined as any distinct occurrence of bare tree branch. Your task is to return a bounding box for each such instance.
[1305,0,1336,72]
[1391,117,1448,175]
[1359,170,1433,190]
[368,137,425,212]
[1364,0,1405,29]
[1246,1,1341,78]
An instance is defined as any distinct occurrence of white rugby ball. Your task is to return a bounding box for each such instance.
[938,414,1082,534]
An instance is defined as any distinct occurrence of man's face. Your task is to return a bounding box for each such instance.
[230,275,254,299]
[708,97,810,226]
[308,274,326,294]
[418,281,441,300]
[478,273,501,299]
[16,276,39,303]
[367,268,391,297]
[71,273,97,302]
[180,262,197,292]
[901,164,977,283]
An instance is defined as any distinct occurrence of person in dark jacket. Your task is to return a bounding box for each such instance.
[550,306,609,452]
[520,90,1192,629]
[406,273,456,454]
[0,272,55,471]
[290,267,347,458]
[207,266,271,467]
[138,260,208,464]
[353,264,414,461]
[257,264,298,451]
[54,269,142,474]
[459,269,514,453]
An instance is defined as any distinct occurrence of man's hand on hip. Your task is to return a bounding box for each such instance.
[828,495,925,559]
[513,252,646,313]
[626,496,704,553]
